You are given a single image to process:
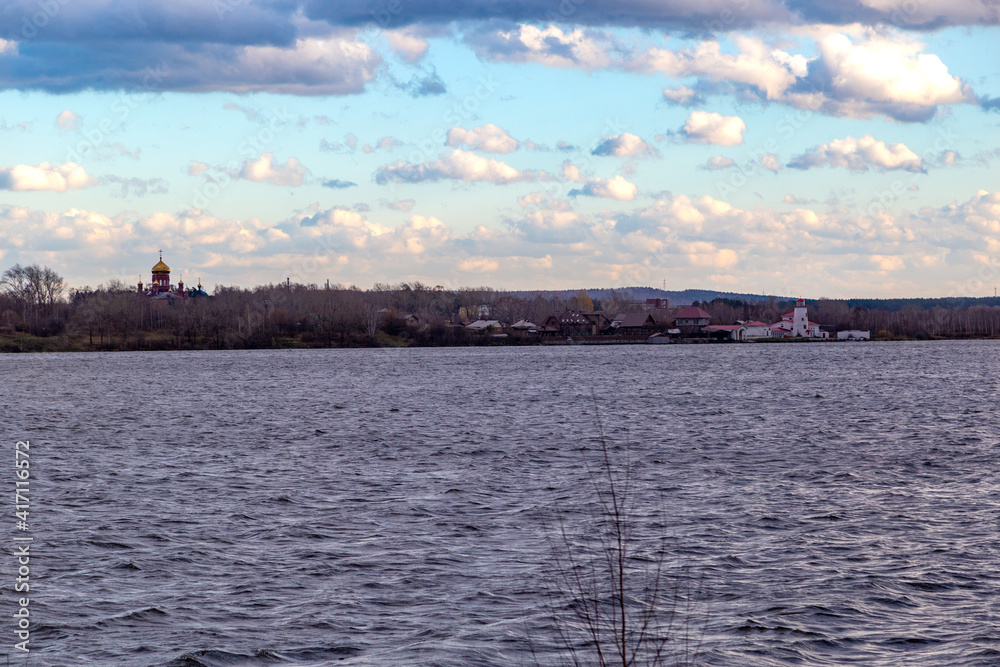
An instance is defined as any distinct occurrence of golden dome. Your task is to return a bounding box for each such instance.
[152,259,170,273]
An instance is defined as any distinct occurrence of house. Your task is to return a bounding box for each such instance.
[770,299,829,338]
[611,313,659,335]
[837,330,871,340]
[539,311,612,337]
[704,324,747,341]
[644,298,673,324]
[510,319,538,332]
[741,321,771,339]
[674,306,711,334]
[466,319,502,332]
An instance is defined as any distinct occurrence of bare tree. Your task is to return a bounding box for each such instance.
[361,292,385,344]
[537,412,701,667]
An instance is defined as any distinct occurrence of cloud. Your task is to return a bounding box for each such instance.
[0,1,991,98]
[662,85,703,105]
[362,137,402,154]
[308,2,792,32]
[383,199,416,211]
[464,26,975,122]
[788,135,924,172]
[635,36,807,100]
[570,175,638,201]
[305,1,998,30]
[7,186,1000,295]
[0,162,93,192]
[406,70,447,96]
[783,194,816,205]
[760,153,782,173]
[386,29,431,63]
[189,161,211,177]
[101,176,169,198]
[56,110,80,131]
[0,35,381,95]
[320,134,359,153]
[785,31,975,121]
[222,103,263,123]
[322,179,357,189]
[700,156,736,170]
[870,254,905,272]
[592,133,657,157]
[446,124,519,153]
[239,153,309,187]
[464,23,617,70]
[681,111,746,146]
[375,149,541,185]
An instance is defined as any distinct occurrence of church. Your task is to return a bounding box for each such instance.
[769,298,828,338]
[137,252,208,299]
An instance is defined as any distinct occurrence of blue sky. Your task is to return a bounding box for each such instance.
[1,1,999,298]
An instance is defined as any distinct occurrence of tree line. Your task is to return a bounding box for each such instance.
[3,262,1000,351]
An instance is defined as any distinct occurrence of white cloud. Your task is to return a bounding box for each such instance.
[789,135,924,172]
[466,24,614,70]
[458,257,500,273]
[700,156,736,170]
[784,31,974,121]
[386,29,430,63]
[383,199,416,211]
[375,149,541,185]
[0,162,94,192]
[56,110,81,131]
[446,124,520,153]
[662,85,701,105]
[636,36,806,100]
[468,26,974,122]
[571,175,639,201]
[760,153,782,173]
[562,162,585,183]
[682,111,746,146]
[592,133,657,157]
[203,37,381,96]
[239,153,309,186]
[7,187,1000,295]
[870,255,905,271]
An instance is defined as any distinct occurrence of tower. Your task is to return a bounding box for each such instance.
[793,298,808,336]
[151,250,170,294]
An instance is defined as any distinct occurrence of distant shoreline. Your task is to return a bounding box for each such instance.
[3,333,998,354]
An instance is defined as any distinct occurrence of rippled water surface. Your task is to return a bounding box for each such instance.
[3,342,1000,666]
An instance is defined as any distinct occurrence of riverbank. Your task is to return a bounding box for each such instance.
[3,330,999,353]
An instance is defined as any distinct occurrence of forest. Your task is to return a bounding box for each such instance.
[3,263,1000,352]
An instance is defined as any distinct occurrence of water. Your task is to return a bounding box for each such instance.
[2,341,999,666]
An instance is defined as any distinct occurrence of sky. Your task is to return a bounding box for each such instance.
[1,1,999,298]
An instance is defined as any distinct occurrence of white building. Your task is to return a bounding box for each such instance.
[742,321,771,339]
[770,299,829,338]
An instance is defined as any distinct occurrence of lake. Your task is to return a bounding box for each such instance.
[2,341,999,665]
